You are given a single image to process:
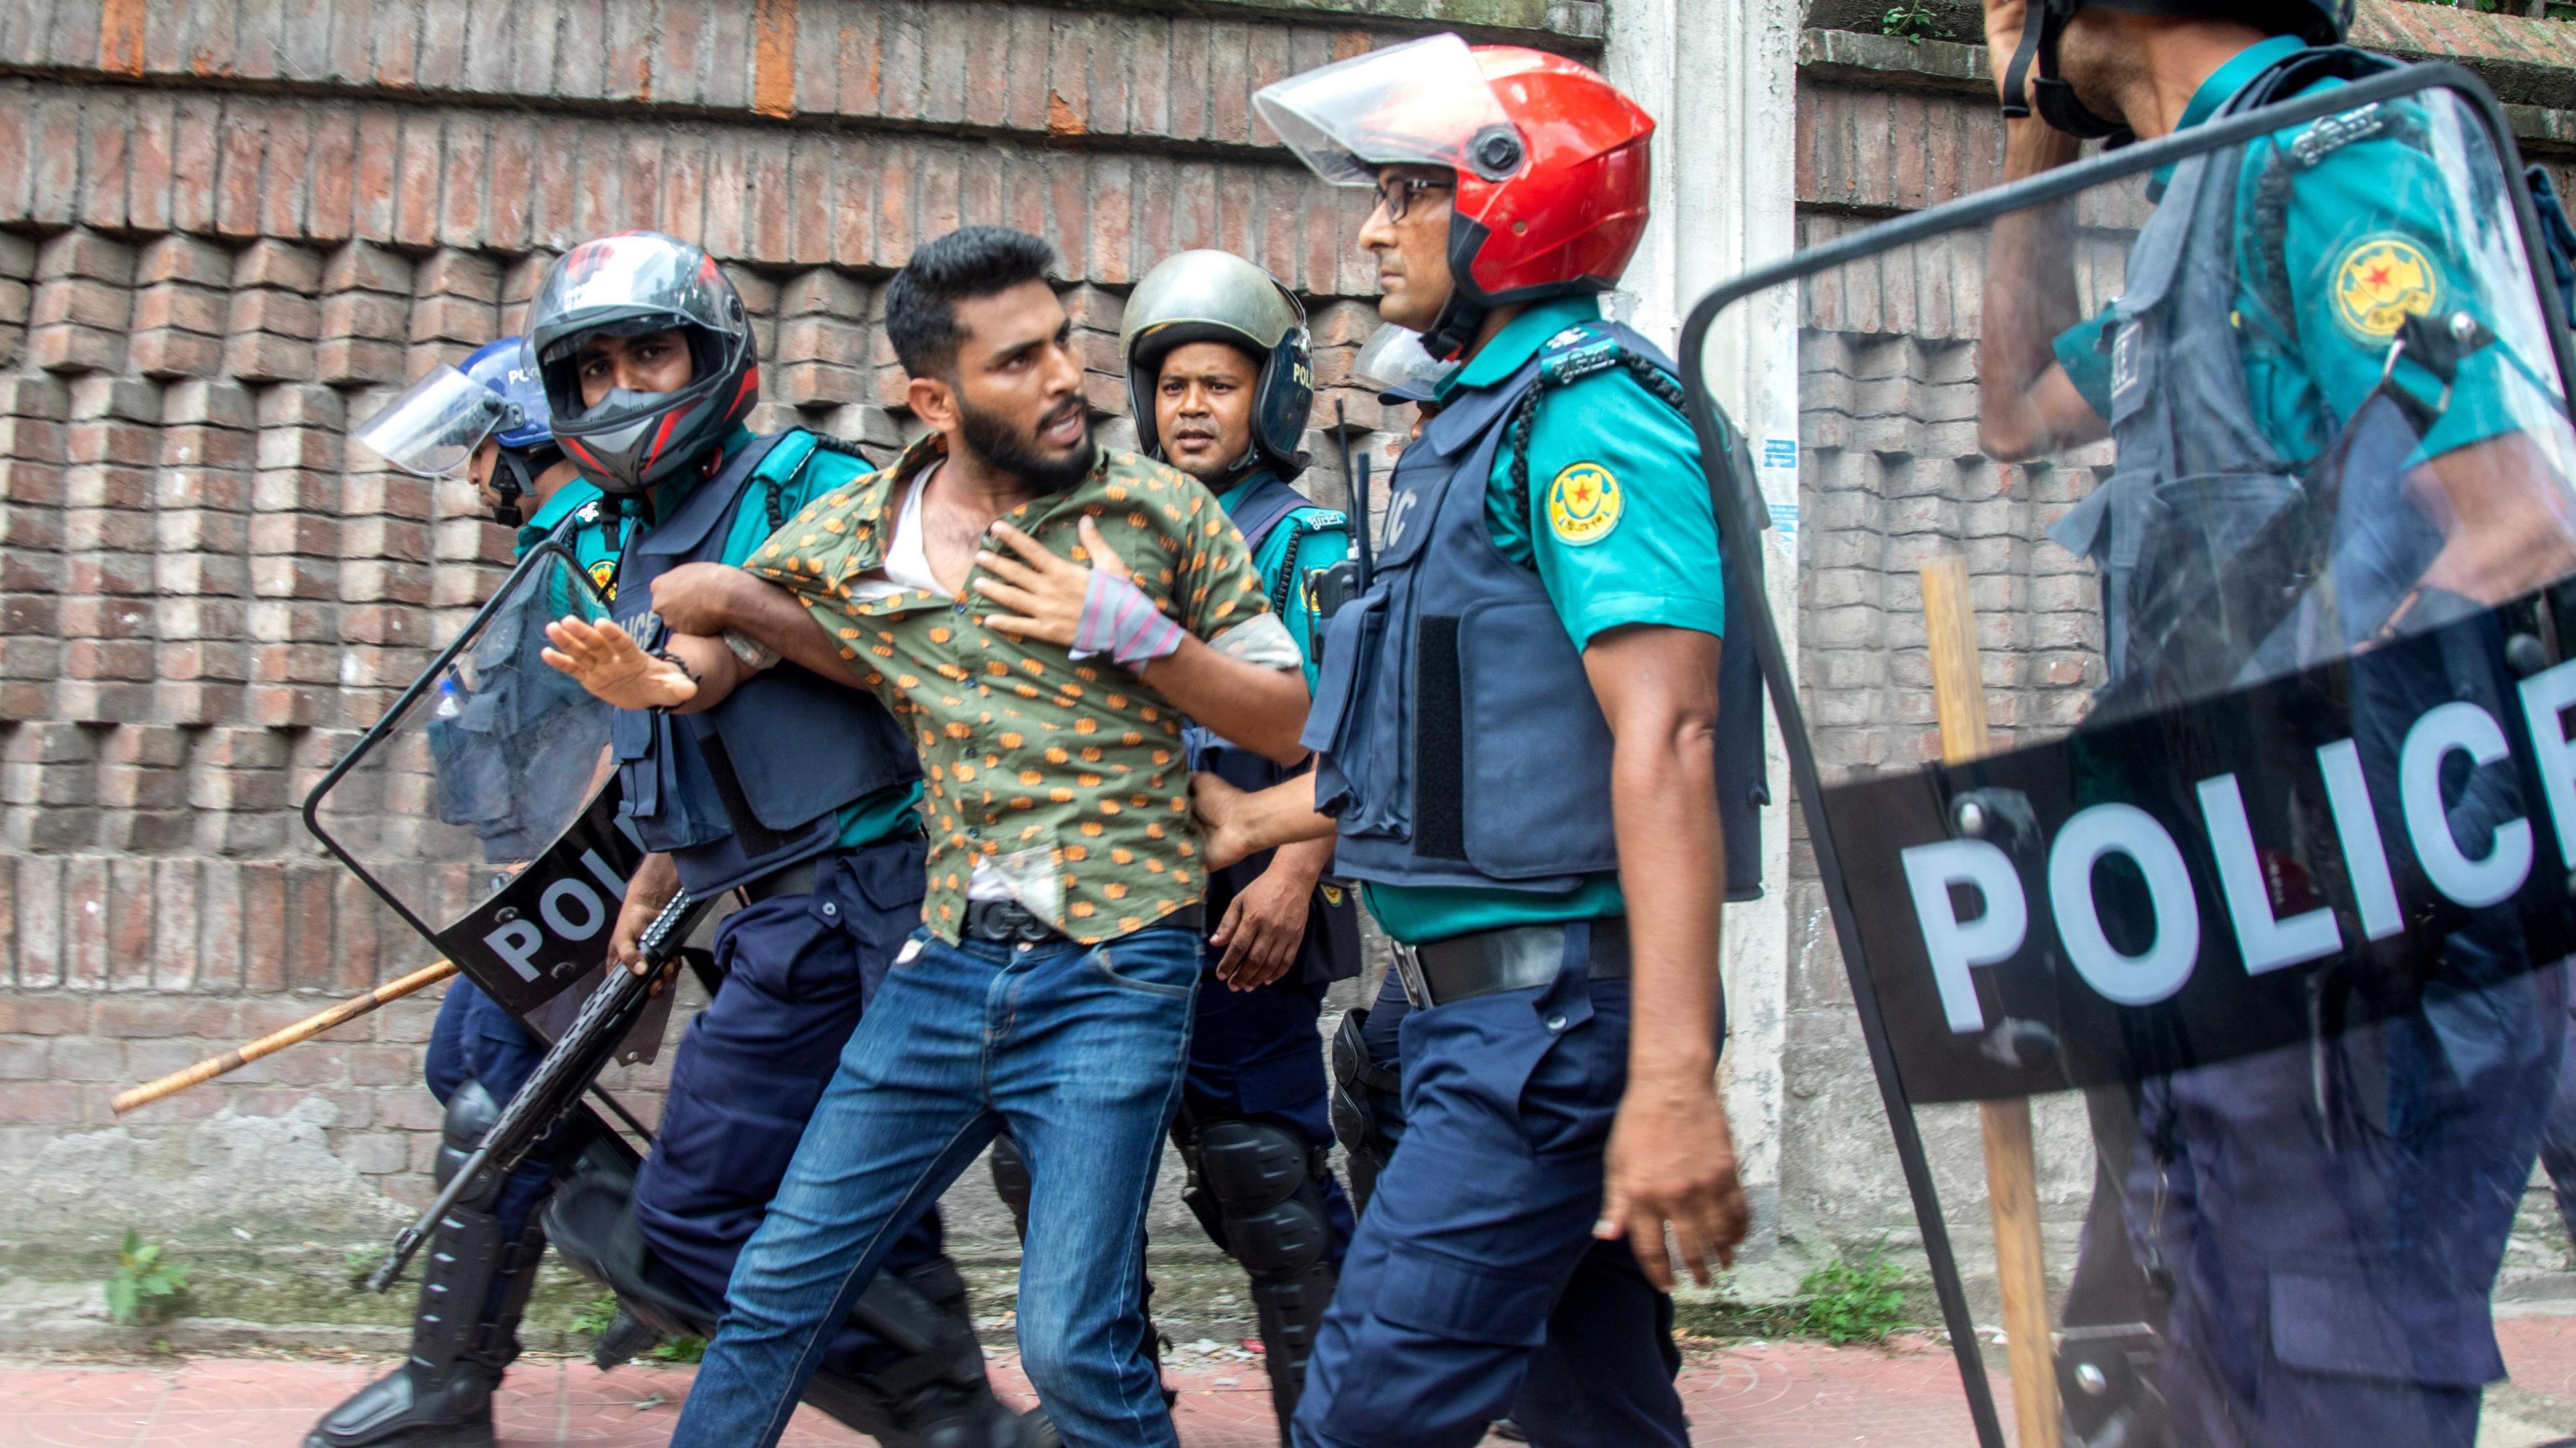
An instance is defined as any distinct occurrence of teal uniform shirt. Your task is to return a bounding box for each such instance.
[679,427,927,849]
[2055,36,2536,467]
[515,477,623,625]
[1362,295,1728,946]
[1215,476,1348,689]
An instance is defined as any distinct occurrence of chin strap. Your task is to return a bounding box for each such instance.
[1419,291,1488,366]
[2001,0,2134,146]
[488,445,569,526]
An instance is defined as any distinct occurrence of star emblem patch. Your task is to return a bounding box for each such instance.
[2332,235,2441,341]
[1546,462,1623,547]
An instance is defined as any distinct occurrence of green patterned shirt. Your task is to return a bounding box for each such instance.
[748,432,1276,944]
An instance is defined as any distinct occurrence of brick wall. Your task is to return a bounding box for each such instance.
[0,0,1597,1252]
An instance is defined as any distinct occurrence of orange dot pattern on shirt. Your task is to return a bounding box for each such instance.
[745,437,1271,946]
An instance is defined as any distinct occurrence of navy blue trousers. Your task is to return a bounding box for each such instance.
[1297,925,1688,1448]
[422,977,564,1241]
[633,839,944,1376]
[1183,962,1356,1256]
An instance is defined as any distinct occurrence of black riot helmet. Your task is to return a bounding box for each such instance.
[1120,250,1314,482]
[2004,0,2353,144]
[525,231,759,497]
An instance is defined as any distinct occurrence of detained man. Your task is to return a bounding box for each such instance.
[541,226,1313,1448]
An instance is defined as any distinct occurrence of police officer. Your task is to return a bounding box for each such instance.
[313,338,625,1448]
[1976,2,2576,1442]
[1196,36,1766,1447]
[1080,249,1365,1435]
[513,231,1032,1448]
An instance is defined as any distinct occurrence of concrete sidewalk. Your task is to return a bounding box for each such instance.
[11,1312,2576,1447]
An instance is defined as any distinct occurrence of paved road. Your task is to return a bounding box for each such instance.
[11,1313,2576,1447]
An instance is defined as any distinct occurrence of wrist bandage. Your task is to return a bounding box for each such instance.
[1070,569,1185,669]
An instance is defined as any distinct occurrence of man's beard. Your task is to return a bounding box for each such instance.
[957,394,1096,494]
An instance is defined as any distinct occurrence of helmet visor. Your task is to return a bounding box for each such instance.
[352,364,513,477]
[529,233,745,372]
[1254,34,1515,187]
[1352,323,1458,401]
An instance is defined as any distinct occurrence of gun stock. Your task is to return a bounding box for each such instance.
[364,889,703,1294]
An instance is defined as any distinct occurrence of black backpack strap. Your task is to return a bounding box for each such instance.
[1225,474,1313,555]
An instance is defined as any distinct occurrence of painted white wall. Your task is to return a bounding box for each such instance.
[1603,0,1805,1251]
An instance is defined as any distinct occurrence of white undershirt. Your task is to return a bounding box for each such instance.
[865,466,1014,903]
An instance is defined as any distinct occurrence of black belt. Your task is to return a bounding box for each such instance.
[739,856,823,904]
[961,898,1203,944]
[1395,917,1629,1009]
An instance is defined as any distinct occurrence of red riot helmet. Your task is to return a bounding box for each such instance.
[1254,34,1654,359]
[525,231,759,497]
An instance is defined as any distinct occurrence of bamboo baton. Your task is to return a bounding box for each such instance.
[1921,553,2063,1448]
[111,959,461,1115]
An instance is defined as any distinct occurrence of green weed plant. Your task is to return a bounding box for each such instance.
[106,1230,190,1327]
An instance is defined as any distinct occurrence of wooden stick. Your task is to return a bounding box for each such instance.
[111,959,461,1115]
[1920,553,2064,1448]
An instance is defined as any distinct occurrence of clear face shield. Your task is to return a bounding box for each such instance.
[352,364,519,478]
[1352,323,1459,400]
[1681,68,2576,1447]
[1250,33,1516,188]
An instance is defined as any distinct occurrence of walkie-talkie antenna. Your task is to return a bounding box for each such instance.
[1336,400,1374,590]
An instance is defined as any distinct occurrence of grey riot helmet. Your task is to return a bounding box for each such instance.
[1120,250,1314,482]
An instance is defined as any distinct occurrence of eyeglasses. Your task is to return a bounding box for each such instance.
[1372,176,1454,223]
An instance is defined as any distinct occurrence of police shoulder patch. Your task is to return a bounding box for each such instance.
[2332,233,2442,341]
[1545,461,1622,547]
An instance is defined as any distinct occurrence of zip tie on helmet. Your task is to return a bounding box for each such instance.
[1069,569,1185,671]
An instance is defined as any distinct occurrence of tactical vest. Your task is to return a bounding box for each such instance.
[608,431,922,897]
[2049,47,2481,702]
[1303,321,1767,901]
[1183,473,1362,989]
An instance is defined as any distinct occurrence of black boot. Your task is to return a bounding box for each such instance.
[306,1208,547,1448]
[309,1082,549,1448]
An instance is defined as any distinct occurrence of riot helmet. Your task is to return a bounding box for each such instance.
[1120,250,1314,480]
[2003,0,2353,144]
[354,336,566,522]
[1255,34,1654,359]
[525,231,758,497]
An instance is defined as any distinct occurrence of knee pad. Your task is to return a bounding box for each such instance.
[436,1080,504,1204]
[1330,1010,1399,1214]
[1195,1119,1332,1280]
[986,1135,1032,1243]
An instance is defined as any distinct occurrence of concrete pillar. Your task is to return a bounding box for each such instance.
[1603,0,1804,1262]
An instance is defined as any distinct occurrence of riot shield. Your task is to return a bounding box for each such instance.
[303,538,649,1025]
[1682,64,2576,1448]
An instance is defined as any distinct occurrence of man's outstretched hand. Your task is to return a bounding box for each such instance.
[543,617,698,711]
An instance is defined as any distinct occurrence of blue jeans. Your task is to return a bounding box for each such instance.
[671,925,1201,1448]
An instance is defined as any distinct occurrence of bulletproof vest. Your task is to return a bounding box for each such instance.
[1305,321,1767,901]
[431,508,616,862]
[2049,46,2452,695]
[608,431,922,896]
[1182,472,1362,987]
